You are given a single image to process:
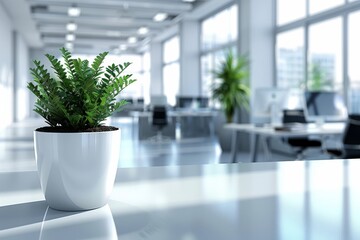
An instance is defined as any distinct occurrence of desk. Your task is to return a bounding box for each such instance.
[1,159,360,239]
[226,123,345,163]
[130,110,217,140]
[129,111,177,140]
[174,109,217,138]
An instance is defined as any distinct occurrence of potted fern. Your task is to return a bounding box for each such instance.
[212,51,250,151]
[28,48,135,211]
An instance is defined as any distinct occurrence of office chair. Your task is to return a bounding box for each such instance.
[150,105,169,141]
[325,114,360,159]
[282,109,322,159]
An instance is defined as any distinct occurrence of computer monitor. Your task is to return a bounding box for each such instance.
[252,88,288,124]
[176,96,210,109]
[304,91,347,122]
[136,98,144,104]
[176,97,193,108]
[196,97,209,108]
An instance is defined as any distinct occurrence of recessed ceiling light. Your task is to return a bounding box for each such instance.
[182,0,196,2]
[66,33,75,41]
[153,13,168,22]
[138,27,149,35]
[66,22,77,31]
[68,6,81,17]
[120,44,127,50]
[128,37,137,44]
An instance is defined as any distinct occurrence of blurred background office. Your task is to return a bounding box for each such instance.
[2,0,360,167]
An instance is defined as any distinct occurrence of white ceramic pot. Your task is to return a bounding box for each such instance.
[34,129,120,211]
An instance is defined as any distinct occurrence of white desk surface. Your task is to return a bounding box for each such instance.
[225,122,345,137]
[1,159,360,239]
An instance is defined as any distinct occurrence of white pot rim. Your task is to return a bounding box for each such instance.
[35,128,120,135]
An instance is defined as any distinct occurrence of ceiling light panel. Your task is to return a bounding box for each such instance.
[66,22,77,31]
[153,13,168,22]
[68,7,81,17]
[138,27,149,35]
[128,37,137,44]
[66,33,75,41]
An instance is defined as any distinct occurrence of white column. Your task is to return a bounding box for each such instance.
[179,20,200,96]
[236,0,275,151]
[150,41,163,95]
[237,0,275,118]
[238,0,275,99]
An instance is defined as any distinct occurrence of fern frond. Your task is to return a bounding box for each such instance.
[27,48,136,130]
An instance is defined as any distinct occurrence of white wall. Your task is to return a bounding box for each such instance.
[0,2,32,124]
[15,32,30,121]
[0,3,14,127]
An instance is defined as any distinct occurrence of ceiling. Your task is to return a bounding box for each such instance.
[4,0,214,55]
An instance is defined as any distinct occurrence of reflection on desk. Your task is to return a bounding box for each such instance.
[1,159,360,239]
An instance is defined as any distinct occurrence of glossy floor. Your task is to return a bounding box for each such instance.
[0,117,330,173]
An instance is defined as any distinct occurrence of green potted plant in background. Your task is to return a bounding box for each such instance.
[28,47,135,211]
[307,62,333,91]
[212,51,250,151]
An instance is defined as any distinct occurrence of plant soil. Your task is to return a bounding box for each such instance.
[36,126,118,133]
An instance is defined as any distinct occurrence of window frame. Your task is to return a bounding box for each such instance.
[199,4,238,98]
[275,0,360,107]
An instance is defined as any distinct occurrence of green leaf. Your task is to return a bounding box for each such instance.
[211,50,250,123]
[27,48,136,130]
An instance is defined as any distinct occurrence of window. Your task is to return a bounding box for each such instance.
[163,36,180,63]
[141,52,151,105]
[308,18,342,91]
[200,4,238,97]
[200,53,213,96]
[275,0,360,111]
[163,36,180,106]
[276,28,304,89]
[201,5,237,51]
[163,63,180,106]
[349,11,360,113]
[277,0,306,25]
[309,0,345,15]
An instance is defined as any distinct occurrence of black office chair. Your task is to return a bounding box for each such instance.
[282,109,322,159]
[151,106,168,141]
[325,114,360,159]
